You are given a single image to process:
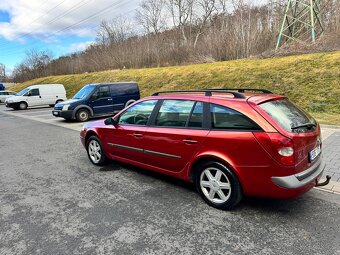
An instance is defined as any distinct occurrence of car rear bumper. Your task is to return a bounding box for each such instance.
[271,158,325,189]
[52,110,73,119]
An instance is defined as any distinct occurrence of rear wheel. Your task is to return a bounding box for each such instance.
[19,102,28,110]
[86,136,107,166]
[76,109,90,122]
[195,161,242,210]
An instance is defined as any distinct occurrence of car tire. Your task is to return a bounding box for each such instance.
[195,161,242,210]
[76,109,90,122]
[19,102,28,110]
[86,136,107,166]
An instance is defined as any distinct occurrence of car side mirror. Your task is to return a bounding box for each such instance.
[104,117,118,126]
[91,94,98,100]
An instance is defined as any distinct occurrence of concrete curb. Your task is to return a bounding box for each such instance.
[320,124,340,129]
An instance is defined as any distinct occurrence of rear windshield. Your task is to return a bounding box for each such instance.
[259,99,316,132]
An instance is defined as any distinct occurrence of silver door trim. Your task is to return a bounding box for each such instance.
[144,149,181,159]
[110,143,181,159]
[112,143,143,152]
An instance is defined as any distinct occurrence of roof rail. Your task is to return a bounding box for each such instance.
[152,89,246,99]
[211,88,273,94]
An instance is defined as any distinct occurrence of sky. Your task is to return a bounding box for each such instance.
[0,0,138,75]
[0,0,269,76]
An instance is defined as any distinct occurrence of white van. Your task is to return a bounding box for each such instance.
[5,84,67,110]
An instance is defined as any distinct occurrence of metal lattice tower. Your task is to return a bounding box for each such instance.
[276,0,324,49]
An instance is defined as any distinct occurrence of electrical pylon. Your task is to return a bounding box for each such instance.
[276,0,324,49]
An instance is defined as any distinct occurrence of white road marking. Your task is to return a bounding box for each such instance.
[0,106,86,131]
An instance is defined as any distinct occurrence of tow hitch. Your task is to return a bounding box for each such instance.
[316,175,331,187]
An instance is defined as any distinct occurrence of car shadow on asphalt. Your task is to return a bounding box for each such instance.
[96,160,309,213]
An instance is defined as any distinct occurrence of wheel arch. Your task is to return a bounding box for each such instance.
[189,154,243,188]
[85,130,99,146]
[73,105,94,118]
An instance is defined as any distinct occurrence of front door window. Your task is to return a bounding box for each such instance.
[119,100,158,126]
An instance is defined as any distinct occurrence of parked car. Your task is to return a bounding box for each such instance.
[0,90,16,103]
[5,84,67,110]
[80,88,327,210]
[52,82,140,122]
[0,83,5,91]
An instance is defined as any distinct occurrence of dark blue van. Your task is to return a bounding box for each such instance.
[52,82,140,121]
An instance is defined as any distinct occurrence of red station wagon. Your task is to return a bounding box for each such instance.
[80,89,329,210]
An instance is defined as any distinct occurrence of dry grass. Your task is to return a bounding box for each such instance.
[12,51,340,125]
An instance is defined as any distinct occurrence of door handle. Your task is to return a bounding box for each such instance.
[108,98,113,101]
[183,139,198,144]
[133,133,143,138]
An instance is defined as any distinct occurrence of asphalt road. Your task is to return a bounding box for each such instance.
[0,111,340,255]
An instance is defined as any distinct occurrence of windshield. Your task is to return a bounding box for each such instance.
[259,99,316,133]
[16,88,30,96]
[73,85,96,99]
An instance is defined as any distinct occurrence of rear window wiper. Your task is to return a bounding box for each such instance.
[291,123,316,130]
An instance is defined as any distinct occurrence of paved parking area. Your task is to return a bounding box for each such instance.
[1,111,340,254]
[0,104,85,131]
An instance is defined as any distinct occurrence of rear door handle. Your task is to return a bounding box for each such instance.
[183,139,198,144]
[133,133,143,138]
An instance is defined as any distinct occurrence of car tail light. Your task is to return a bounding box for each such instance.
[253,132,295,166]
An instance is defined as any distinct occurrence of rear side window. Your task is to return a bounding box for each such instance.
[155,100,195,127]
[210,104,261,130]
[111,83,138,97]
[259,99,315,132]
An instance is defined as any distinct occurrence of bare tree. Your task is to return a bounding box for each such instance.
[136,0,166,34]
[12,0,340,81]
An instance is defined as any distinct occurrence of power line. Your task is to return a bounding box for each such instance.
[0,1,134,57]
[0,0,69,47]
[0,0,95,49]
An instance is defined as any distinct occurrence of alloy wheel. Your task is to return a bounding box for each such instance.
[200,167,231,204]
[88,139,102,164]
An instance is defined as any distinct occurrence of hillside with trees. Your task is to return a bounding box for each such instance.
[11,51,340,125]
[11,0,340,82]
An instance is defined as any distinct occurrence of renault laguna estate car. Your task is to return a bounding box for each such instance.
[80,89,328,210]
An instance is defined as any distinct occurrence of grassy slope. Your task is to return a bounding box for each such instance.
[12,51,340,125]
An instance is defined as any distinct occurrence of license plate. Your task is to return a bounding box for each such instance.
[309,145,321,162]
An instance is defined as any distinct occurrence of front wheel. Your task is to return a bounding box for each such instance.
[195,161,242,210]
[76,109,90,122]
[86,136,107,166]
[19,102,28,110]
